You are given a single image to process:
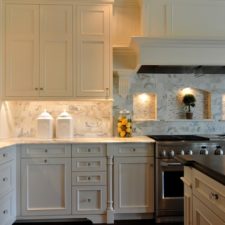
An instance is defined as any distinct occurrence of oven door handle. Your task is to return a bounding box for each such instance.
[160,162,182,167]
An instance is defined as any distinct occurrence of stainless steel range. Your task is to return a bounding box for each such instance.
[148,135,224,223]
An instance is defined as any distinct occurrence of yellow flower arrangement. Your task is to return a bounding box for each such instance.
[117,114,132,138]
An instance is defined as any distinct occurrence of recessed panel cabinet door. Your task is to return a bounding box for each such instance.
[114,157,154,213]
[5,5,39,97]
[76,5,111,98]
[21,158,71,216]
[40,5,73,97]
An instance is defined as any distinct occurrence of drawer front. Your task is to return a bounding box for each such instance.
[72,158,106,171]
[72,144,106,157]
[72,172,106,186]
[0,147,16,165]
[72,186,106,214]
[0,192,15,225]
[21,144,71,158]
[113,144,154,156]
[193,169,225,221]
[0,161,15,197]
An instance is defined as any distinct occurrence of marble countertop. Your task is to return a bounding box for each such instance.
[0,136,155,149]
[176,155,225,185]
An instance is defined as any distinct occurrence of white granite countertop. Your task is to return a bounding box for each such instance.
[0,136,155,149]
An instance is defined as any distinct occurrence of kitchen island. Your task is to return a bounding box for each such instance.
[176,155,225,225]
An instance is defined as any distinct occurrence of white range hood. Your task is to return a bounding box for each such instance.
[131,37,225,73]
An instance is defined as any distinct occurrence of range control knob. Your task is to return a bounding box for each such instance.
[180,150,185,155]
[214,146,224,155]
[169,150,175,158]
[160,150,167,157]
[187,150,193,155]
[200,146,209,155]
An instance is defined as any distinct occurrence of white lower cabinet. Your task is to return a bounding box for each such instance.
[21,145,71,216]
[0,192,15,225]
[71,144,107,215]
[0,146,16,225]
[72,186,106,214]
[112,143,155,214]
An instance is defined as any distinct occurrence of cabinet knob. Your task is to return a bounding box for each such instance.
[88,149,91,152]
[44,159,47,163]
[3,177,8,182]
[2,153,7,158]
[40,87,44,90]
[35,88,38,91]
[88,176,91,180]
[45,149,48,153]
[132,148,136,152]
[3,209,8,214]
[88,163,91,166]
[87,198,91,202]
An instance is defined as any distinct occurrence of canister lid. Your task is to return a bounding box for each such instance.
[57,110,72,119]
[37,110,53,120]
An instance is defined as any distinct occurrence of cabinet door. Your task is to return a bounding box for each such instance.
[21,158,71,216]
[114,157,154,213]
[193,196,225,225]
[40,5,73,97]
[5,4,39,97]
[76,5,111,98]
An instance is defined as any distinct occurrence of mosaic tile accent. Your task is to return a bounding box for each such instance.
[113,73,225,135]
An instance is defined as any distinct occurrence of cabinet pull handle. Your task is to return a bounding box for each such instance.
[88,149,91,152]
[3,153,7,158]
[209,192,219,200]
[88,176,91,180]
[87,198,91,202]
[3,209,8,214]
[40,87,44,90]
[3,177,8,182]
[88,163,91,166]
[45,149,48,153]
[35,88,39,91]
[44,159,47,163]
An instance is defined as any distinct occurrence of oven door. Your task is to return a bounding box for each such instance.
[156,158,184,217]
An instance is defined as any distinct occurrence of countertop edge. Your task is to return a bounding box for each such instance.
[176,155,225,186]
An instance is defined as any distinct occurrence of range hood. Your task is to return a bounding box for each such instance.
[130,37,225,74]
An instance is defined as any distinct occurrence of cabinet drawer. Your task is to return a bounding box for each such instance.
[113,144,154,156]
[72,144,106,157]
[0,161,15,197]
[72,172,106,186]
[0,147,16,165]
[72,186,106,214]
[193,169,225,221]
[0,192,15,225]
[72,158,106,171]
[21,144,71,158]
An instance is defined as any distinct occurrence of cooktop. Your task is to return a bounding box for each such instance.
[148,135,210,141]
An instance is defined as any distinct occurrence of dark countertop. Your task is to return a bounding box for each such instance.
[175,155,225,185]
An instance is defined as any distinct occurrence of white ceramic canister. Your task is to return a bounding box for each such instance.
[37,110,54,139]
[56,111,73,139]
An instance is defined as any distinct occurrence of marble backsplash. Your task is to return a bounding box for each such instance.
[4,101,113,138]
[113,73,225,135]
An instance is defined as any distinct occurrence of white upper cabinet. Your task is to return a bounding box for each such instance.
[5,5,39,97]
[5,4,73,98]
[76,4,112,98]
[141,0,225,39]
[3,0,113,100]
[40,5,73,97]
